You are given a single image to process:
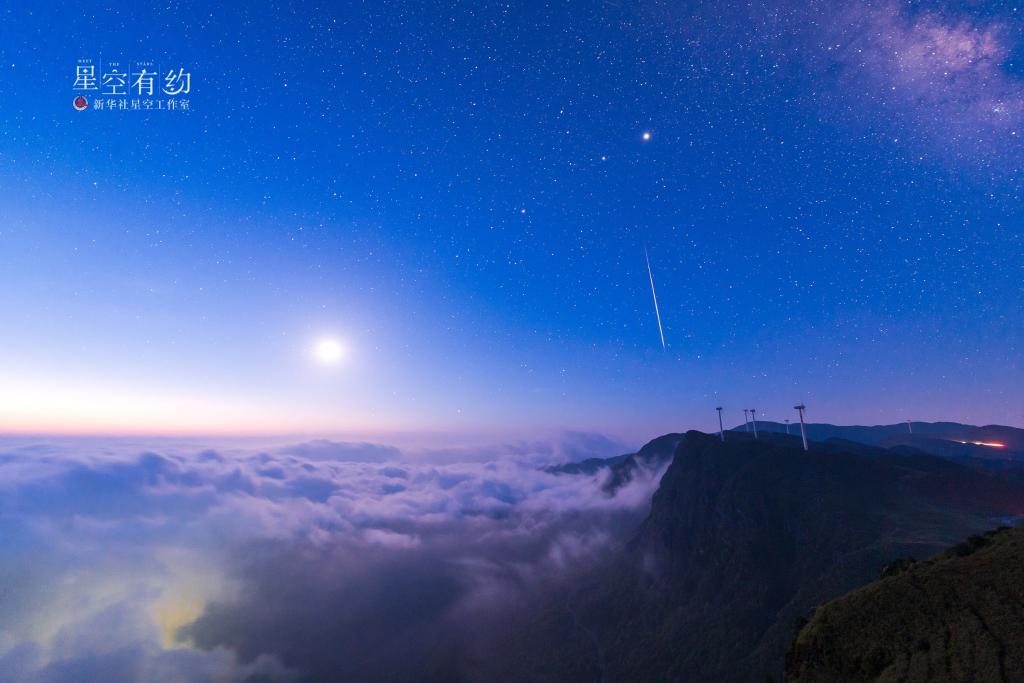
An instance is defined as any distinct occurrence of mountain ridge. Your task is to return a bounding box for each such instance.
[739,421,1024,462]
[505,429,1024,682]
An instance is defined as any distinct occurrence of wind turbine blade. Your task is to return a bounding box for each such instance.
[644,246,667,350]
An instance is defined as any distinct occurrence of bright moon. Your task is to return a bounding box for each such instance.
[314,338,345,364]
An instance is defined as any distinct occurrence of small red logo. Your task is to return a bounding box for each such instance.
[73,95,88,111]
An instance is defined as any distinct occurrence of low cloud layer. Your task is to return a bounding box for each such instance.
[0,434,664,682]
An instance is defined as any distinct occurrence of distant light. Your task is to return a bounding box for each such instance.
[956,440,1006,448]
[642,131,652,141]
[314,338,345,364]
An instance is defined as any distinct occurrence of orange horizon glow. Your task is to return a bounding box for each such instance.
[0,399,365,437]
[0,374,420,439]
[957,440,1006,448]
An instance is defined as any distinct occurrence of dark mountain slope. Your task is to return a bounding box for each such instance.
[543,452,632,476]
[544,432,682,492]
[602,432,682,492]
[786,525,1024,683]
[505,431,1024,683]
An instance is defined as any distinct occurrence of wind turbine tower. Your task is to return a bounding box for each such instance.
[749,409,758,438]
[906,420,913,434]
[784,419,790,435]
[794,404,808,451]
[716,406,725,442]
[743,409,750,432]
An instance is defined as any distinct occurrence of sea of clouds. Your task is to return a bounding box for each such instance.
[0,433,666,682]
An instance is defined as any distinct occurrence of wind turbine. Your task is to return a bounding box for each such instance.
[743,409,750,432]
[784,419,791,435]
[906,420,913,434]
[716,407,725,442]
[794,404,808,451]
[749,408,758,438]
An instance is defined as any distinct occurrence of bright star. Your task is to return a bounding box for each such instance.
[642,131,652,141]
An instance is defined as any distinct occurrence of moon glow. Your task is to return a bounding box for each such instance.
[314,338,346,364]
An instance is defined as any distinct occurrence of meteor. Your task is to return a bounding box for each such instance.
[644,246,666,350]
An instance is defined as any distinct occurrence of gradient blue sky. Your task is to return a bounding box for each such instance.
[0,0,1021,440]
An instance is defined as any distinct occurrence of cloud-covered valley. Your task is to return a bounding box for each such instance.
[0,435,664,682]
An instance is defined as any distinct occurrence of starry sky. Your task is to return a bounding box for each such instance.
[0,0,1022,440]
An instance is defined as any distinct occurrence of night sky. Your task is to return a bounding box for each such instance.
[1,0,1022,439]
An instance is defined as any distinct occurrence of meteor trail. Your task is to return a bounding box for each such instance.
[644,246,666,350]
